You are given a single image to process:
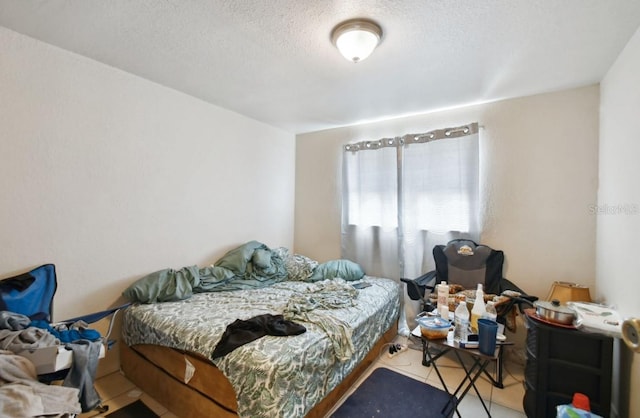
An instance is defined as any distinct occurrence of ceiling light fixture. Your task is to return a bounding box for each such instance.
[331,19,382,63]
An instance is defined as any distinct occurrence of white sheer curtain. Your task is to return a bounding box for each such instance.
[341,124,480,335]
[342,141,402,299]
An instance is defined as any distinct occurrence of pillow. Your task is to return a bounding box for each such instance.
[286,253,319,282]
[309,259,365,282]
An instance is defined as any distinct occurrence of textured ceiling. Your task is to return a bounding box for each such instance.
[1,0,640,134]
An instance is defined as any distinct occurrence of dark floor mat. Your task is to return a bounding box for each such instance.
[330,367,456,418]
[105,399,159,418]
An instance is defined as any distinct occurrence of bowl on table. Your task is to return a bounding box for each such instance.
[416,316,452,340]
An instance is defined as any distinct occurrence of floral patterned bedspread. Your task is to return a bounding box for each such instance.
[122,276,399,418]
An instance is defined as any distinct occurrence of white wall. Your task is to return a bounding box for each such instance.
[0,26,296,320]
[599,25,640,418]
[295,86,600,303]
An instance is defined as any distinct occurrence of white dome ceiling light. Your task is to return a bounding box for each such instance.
[331,19,383,63]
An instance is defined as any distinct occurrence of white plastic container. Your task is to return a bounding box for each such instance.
[454,295,470,343]
[470,283,486,333]
[437,281,450,319]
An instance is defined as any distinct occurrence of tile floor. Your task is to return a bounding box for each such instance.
[80,333,526,418]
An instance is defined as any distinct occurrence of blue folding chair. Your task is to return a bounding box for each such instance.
[0,264,129,376]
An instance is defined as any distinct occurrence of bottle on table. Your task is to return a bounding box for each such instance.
[454,295,470,343]
[470,283,486,333]
[483,300,497,322]
[437,281,450,319]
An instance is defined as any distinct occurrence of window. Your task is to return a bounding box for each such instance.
[342,123,480,336]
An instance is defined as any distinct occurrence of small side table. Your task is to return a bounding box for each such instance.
[422,333,512,418]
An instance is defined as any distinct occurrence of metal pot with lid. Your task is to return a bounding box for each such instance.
[534,299,576,325]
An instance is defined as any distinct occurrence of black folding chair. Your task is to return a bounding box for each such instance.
[402,240,537,318]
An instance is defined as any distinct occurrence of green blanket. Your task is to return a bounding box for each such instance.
[123,241,288,303]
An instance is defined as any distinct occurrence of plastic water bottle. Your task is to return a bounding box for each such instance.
[483,300,497,322]
[454,295,470,343]
[470,283,486,333]
[437,281,450,319]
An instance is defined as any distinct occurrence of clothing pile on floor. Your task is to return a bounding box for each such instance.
[0,349,80,418]
[0,310,103,415]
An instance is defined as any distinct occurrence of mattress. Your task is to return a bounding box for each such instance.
[122,276,399,418]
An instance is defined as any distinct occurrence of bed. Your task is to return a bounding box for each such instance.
[120,273,399,418]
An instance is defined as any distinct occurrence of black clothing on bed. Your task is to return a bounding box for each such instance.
[212,314,306,359]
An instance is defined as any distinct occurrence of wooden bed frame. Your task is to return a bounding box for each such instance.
[120,324,396,418]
